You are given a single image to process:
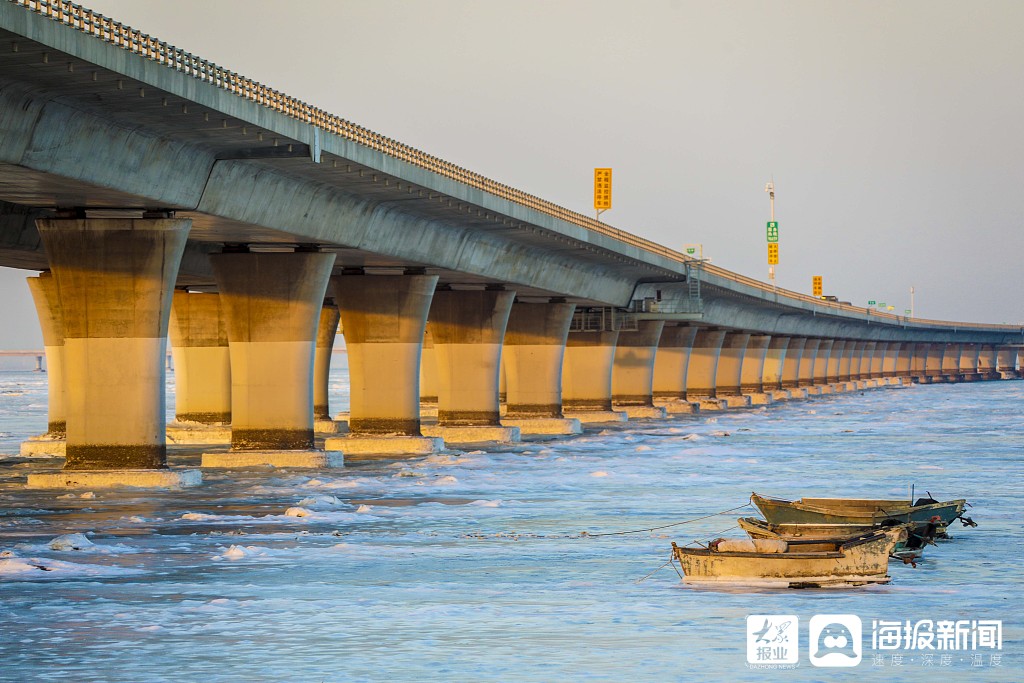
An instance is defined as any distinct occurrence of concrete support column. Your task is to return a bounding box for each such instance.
[205,252,336,467]
[924,343,945,381]
[652,324,697,400]
[996,346,1018,378]
[420,326,438,404]
[940,343,961,381]
[165,292,233,446]
[27,272,65,437]
[813,340,834,387]
[910,343,929,381]
[798,339,820,388]
[868,342,886,379]
[838,341,855,383]
[169,292,231,425]
[327,274,440,457]
[563,328,627,422]
[502,302,581,434]
[855,341,875,381]
[421,289,518,443]
[313,300,341,423]
[739,335,771,392]
[978,344,998,379]
[611,320,666,418]
[826,340,845,384]
[892,342,911,380]
[760,336,789,392]
[959,344,981,381]
[781,338,805,389]
[715,332,751,406]
[686,329,727,400]
[28,217,198,489]
[738,335,773,405]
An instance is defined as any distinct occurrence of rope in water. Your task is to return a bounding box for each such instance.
[583,503,752,538]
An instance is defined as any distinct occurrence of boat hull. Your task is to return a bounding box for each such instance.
[751,492,965,527]
[738,516,925,560]
[673,529,902,589]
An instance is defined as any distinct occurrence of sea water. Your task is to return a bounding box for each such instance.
[0,360,1020,682]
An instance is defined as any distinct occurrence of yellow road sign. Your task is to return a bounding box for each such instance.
[767,243,779,265]
[594,168,612,210]
[812,275,822,297]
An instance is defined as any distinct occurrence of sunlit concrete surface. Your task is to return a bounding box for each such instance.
[26,468,202,489]
[201,450,343,469]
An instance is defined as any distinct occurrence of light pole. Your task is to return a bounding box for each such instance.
[910,286,915,318]
[765,180,776,292]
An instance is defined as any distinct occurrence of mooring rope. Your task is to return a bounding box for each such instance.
[582,503,752,538]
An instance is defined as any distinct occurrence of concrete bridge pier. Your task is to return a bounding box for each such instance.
[780,337,807,398]
[796,339,820,395]
[20,273,67,457]
[324,273,443,455]
[27,217,199,489]
[419,288,520,444]
[166,292,232,445]
[908,343,928,383]
[868,342,886,382]
[760,336,791,400]
[652,324,699,414]
[825,340,845,390]
[502,301,581,435]
[977,345,999,380]
[715,332,751,407]
[996,346,1020,379]
[837,340,855,388]
[203,251,340,467]
[959,343,981,382]
[856,341,874,386]
[940,343,962,382]
[563,327,628,423]
[888,342,909,384]
[420,326,439,407]
[813,339,835,393]
[313,300,345,433]
[739,335,773,404]
[611,321,667,419]
[920,343,945,383]
[686,329,727,409]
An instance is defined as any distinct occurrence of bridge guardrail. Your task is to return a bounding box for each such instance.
[9,1,1022,335]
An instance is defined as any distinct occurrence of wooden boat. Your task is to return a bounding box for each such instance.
[738,516,935,563]
[750,492,969,528]
[672,526,906,588]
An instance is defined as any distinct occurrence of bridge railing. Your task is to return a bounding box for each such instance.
[11,1,1022,334]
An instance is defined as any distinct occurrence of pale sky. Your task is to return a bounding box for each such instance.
[3,0,1023,348]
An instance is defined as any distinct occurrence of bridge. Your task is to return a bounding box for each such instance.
[2,1,1021,488]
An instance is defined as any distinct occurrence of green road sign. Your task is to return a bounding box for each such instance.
[868,300,876,306]
[905,309,911,315]
[879,302,886,308]
[686,247,696,255]
[766,221,779,243]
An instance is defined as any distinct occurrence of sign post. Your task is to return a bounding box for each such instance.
[765,180,777,291]
[594,168,612,221]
